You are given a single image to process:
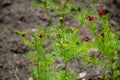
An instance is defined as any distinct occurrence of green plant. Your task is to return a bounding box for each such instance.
[15,0,120,80]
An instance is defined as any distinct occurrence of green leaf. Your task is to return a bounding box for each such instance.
[55,8,70,15]
[46,0,59,10]
[69,26,79,33]
[31,1,44,8]
[57,70,77,80]
[14,30,22,35]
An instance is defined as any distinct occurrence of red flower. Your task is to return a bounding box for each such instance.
[30,61,34,65]
[82,36,90,41]
[38,34,44,38]
[21,33,25,37]
[86,16,94,21]
[98,9,104,16]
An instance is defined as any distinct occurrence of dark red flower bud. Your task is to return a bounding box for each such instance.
[30,61,34,65]
[98,9,104,16]
[99,32,104,37]
[38,34,44,38]
[99,32,104,42]
[82,36,90,41]
[86,16,91,19]
[21,33,25,37]
[86,16,94,21]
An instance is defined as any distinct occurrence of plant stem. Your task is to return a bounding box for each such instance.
[34,38,41,79]
[111,58,115,79]
[44,0,54,27]
[65,62,68,80]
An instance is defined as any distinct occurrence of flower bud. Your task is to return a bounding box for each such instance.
[59,17,64,23]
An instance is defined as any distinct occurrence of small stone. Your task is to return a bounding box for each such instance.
[31,28,38,32]
[79,71,87,79]
[28,77,33,80]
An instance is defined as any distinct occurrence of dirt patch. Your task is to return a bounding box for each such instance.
[0,0,44,80]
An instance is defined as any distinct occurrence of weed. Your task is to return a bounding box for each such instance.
[15,0,120,80]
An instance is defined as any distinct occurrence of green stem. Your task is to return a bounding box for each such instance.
[44,0,54,27]
[34,39,40,79]
[65,62,68,80]
[111,58,115,79]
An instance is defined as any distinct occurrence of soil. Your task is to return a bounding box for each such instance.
[0,0,120,80]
